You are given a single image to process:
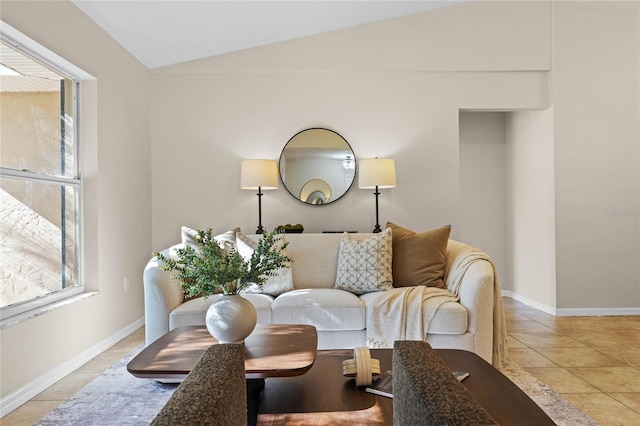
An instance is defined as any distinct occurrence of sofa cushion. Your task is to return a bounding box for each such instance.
[281,233,344,289]
[359,292,468,335]
[271,289,366,331]
[169,293,273,330]
[387,222,450,289]
[334,228,393,295]
[236,232,294,296]
[427,301,468,334]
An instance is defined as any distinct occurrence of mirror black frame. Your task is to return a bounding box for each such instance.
[279,128,356,205]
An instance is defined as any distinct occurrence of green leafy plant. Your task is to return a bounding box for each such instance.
[154,229,291,297]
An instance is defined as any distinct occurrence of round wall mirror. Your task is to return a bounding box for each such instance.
[279,128,356,205]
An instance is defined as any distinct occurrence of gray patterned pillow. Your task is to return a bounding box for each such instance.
[334,228,393,294]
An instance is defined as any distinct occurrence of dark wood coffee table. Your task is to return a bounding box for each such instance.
[127,324,317,380]
[256,348,555,425]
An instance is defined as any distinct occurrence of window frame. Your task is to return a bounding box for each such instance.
[0,26,85,323]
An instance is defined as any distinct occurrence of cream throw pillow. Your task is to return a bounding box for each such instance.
[178,226,240,299]
[386,222,450,289]
[181,226,240,253]
[236,232,294,297]
[334,228,393,295]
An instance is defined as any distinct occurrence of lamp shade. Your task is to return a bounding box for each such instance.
[241,159,279,190]
[358,158,396,189]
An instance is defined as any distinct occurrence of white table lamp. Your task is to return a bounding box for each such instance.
[359,158,396,233]
[241,159,278,234]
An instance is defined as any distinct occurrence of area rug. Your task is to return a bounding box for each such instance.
[37,345,598,425]
[500,359,599,426]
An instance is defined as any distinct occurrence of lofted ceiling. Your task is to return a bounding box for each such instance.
[71,0,468,69]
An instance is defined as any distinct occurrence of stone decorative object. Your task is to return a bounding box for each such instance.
[205,295,257,343]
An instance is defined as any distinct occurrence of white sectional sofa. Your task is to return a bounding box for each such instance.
[144,229,506,366]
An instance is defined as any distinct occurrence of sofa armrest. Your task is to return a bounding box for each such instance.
[456,261,494,363]
[143,246,185,345]
[444,240,495,363]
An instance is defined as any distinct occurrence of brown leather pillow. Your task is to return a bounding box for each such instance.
[386,222,451,289]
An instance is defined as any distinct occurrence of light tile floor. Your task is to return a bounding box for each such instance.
[3,298,640,425]
[503,297,640,426]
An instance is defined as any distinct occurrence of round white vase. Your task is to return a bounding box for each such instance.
[205,294,257,343]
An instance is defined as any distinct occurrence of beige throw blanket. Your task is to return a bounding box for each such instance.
[366,286,458,348]
[366,240,509,368]
[446,240,508,368]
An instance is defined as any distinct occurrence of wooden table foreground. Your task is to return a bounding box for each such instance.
[257,348,555,426]
[128,325,553,425]
[127,324,317,380]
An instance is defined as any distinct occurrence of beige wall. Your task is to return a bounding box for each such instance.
[506,109,557,312]
[150,0,638,314]
[553,1,639,311]
[459,108,558,313]
[149,73,547,247]
[459,112,507,284]
[149,1,552,250]
[0,0,151,403]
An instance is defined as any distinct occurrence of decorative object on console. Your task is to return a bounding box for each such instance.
[359,158,396,233]
[275,223,304,233]
[279,127,356,205]
[241,159,278,234]
[154,228,290,342]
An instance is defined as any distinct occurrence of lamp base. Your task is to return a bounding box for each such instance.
[256,188,264,234]
[372,187,382,233]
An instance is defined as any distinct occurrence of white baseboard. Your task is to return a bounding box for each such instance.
[502,290,640,317]
[0,317,144,418]
[501,290,556,316]
[556,307,640,317]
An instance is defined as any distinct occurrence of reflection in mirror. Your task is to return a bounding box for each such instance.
[300,179,331,204]
[279,128,356,205]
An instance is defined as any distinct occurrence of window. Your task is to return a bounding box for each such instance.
[0,35,83,321]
